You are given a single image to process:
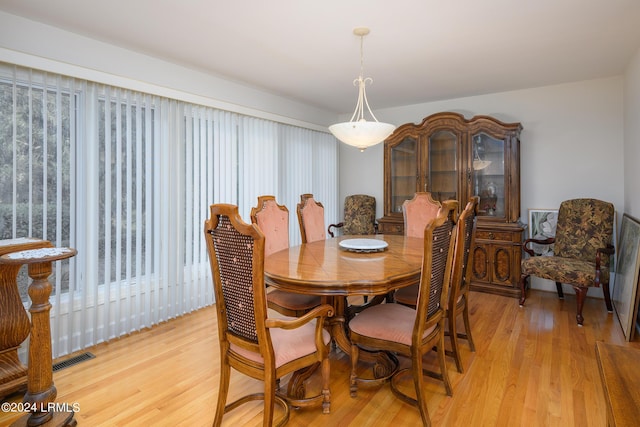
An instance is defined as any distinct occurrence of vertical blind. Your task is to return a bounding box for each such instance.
[0,62,339,359]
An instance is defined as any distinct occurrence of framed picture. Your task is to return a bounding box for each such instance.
[612,213,640,341]
[528,209,559,256]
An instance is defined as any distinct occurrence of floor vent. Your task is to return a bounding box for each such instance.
[53,352,95,372]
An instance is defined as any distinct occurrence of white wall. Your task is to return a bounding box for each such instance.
[624,47,640,218]
[340,77,625,294]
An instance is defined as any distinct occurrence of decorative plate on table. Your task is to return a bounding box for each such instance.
[338,238,388,253]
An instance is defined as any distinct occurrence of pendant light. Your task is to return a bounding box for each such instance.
[329,27,395,152]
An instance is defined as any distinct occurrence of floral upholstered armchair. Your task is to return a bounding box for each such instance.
[328,194,377,237]
[519,198,615,326]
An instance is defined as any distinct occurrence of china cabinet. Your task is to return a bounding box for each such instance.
[377,112,525,297]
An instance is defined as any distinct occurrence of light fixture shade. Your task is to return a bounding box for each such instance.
[329,120,396,151]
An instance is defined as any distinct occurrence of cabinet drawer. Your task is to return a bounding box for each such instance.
[475,230,513,241]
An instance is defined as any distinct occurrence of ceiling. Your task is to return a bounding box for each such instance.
[2,0,640,115]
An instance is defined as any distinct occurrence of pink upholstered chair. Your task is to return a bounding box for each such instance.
[395,197,479,374]
[348,200,458,426]
[394,192,442,305]
[445,197,479,372]
[204,204,334,426]
[402,192,442,238]
[251,195,290,258]
[297,194,326,243]
[251,195,322,317]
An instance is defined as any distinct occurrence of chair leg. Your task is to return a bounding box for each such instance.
[349,344,359,398]
[213,360,231,427]
[574,286,588,326]
[519,274,529,306]
[412,352,432,427]
[437,332,453,396]
[461,298,475,352]
[264,373,277,426]
[321,356,331,414]
[555,282,565,299]
[602,281,614,313]
[448,309,463,373]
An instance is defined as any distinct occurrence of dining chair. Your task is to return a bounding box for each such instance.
[328,194,379,305]
[519,198,615,325]
[251,195,322,317]
[402,192,442,238]
[393,192,442,304]
[327,194,377,237]
[445,196,479,372]
[204,204,334,426]
[395,197,479,373]
[297,193,326,243]
[348,200,458,427]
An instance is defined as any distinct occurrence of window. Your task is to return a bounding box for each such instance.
[0,62,338,359]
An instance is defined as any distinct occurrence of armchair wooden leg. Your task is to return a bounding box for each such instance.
[518,274,529,306]
[555,282,565,299]
[574,286,588,326]
[602,281,614,313]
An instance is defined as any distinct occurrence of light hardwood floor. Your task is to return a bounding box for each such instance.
[2,290,639,426]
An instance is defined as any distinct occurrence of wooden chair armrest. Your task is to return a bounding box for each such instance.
[522,237,556,256]
[265,304,334,330]
[594,244,615,286]
[597,244,615,257]
[327,222,344,238]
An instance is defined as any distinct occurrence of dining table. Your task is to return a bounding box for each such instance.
[264,234,425,358]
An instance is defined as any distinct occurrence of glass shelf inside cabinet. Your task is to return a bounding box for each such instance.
[429,130,457,202]
[390,137,417,213]
[472,133,505,218]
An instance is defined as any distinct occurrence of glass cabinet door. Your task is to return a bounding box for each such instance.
[428,130,457,202]
[472,133,505,218]
[390,137,417,214]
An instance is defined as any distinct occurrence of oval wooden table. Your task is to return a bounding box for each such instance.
[264,234,424,356]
